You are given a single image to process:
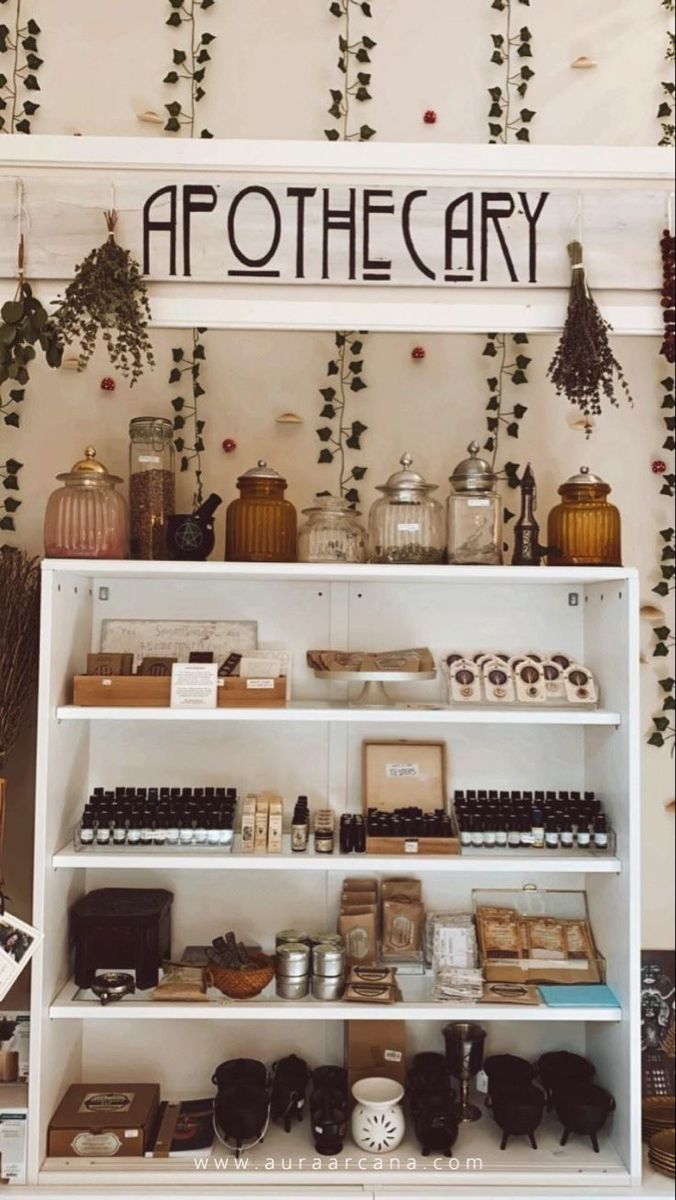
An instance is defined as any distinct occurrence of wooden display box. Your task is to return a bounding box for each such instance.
[72,675,287,708]
[362,740,459,856]
[473,887,606,986]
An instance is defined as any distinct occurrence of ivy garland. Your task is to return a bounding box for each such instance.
[482,332,530,529]
[316,333,368,506]
[0,0,41,134]
[325,0,376,142]
[648,377,676,753]
[488,0,535,144]
[0,457,21,535]
[658,0,675,147]
[164,0,216,138]
[170,328,208,509]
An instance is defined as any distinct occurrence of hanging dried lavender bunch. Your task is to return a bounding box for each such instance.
[54,210,154,386]
[548,241,633,426]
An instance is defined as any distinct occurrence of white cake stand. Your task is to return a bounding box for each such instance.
[313,668,438,708]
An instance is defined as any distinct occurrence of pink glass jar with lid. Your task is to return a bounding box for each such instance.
[44,446,129,559]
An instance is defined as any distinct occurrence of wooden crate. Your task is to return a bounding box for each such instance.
[362,740,459,856]
[72,675,287,708]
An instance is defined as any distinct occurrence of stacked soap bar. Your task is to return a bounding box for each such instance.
[77,786,238,850]
[453,789,611,853]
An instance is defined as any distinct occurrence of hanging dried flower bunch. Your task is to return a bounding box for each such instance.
[548,241,633,428]
[0,237,63,429]
[54,210,154,386]
[661,228,675,364]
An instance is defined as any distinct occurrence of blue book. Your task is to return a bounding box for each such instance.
[539,984,620,1009]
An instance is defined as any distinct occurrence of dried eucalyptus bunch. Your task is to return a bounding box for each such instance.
[54,210,154,386]
[548,240,633,426]
[0,241,64,425]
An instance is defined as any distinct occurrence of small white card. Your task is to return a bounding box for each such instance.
[170,662,218,709]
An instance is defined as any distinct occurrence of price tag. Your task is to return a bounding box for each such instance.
[404,839,420,854]
[246,678,275,690]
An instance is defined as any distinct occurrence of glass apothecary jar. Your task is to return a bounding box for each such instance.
[225,460,297,563]
[44,446,128,559]
[547,466,622,567]
[447,442,503,565]
[298,495,367,563]
[368,454,445,564]
[129,417,175,560]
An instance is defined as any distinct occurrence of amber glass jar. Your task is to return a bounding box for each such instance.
[547,467,622,567]
[225,460,297,562]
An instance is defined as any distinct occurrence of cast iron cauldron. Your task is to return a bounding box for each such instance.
[492,1084,546,1151]
[537,1051,596,1110]
[406,1053,458,1159]
[484,1054,535,1108]
[555,1083,615,1154]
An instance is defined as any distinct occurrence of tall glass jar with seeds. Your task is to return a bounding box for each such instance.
[128,417,175,560]
[368,454,445,564]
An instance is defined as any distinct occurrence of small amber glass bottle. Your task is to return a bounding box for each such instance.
[547,467,622,567]
[225,460,297,562]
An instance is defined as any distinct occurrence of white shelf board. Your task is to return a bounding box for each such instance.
[2,136,671,185]
[42,559,635,584]
[53,840,621,874]
[50,977,622,1023]
[56,703,622,725]
[36,1117,628,1190]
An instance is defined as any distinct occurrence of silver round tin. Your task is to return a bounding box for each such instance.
[276,929,309,948]
[311,972,346,1001]
[276,974,310,1000]
[312,943,346,977]
[275,942,311,979]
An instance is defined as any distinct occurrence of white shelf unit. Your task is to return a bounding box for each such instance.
[29,559,641,1195]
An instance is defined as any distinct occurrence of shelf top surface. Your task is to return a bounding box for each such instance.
[42,559,636,584]
[53,840,620,874]
[56,703,622,725]
[51,976,622,1023]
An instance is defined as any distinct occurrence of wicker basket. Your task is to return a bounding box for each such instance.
[206,952,274,999]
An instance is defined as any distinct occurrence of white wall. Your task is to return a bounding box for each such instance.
[0,0,673,948]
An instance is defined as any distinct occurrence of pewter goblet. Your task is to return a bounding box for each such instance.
[442,1022,487,1122]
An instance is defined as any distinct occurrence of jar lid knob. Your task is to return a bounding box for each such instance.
[580,466,590,476]
[468,441,480,456]
[258,460,268,468]
[400,453,413,470]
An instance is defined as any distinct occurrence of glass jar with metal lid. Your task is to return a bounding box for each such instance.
[547,466,622,567]
[298,495,367,563]
[447,441,503,565]
[368,454,445,564]
[44,446,129,559]
[128,417,175,560]
[225,460,297,563]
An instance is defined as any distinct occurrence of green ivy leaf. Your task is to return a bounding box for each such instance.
[173,48,187,64]
[489,103,503,119]
[319,449,334,464]
[352,466,367,480]
[351,420,368,437]
[361,2,372,15]
[344,488,360,505]
[483,343,498,358]
[164,71,179,84]
[166,11,182,25]
[317,426,334,442]
[521,65,535,80]
[328,103,342,119]
[515,355,532,369]
[355,48,371,63]
[492,34,505,46]
[320,404,336,419]
[327,361,339,376]
[351,376,367,392]
[515,128,531,141]
[200,129,214,138]
[486,397,500,411]
[351,340,364,354]
[174,437,185,452]
[329,1,343,15]
[171,397,185,411]
[355,86,371,102]
[173,415,185,430]
[513,404,528,419]
[201,32,216,44]
[4,459,22,475]
[362,36,376,49]
[26,18,41,34]
[491,51,505,65]
[320,387,337,402]
[0,516,15,532]
[517,43,533,58]
[22,100,39,115]
[648,732,665,747]
[165,100,182,116]
[654,643,670,657]
[21,36,38,51]
[25,53,42,69]
[172,348,184,362]
[513,332,529,344]
[325,129,341,141]
[489,123,503,137]
[506,422,520,438]
[169,367,182,383]
[196,48,211,64]
[520,108,536,123]
[660,677,676,693]
[3,412,20,428]
[654,716,671,731]
[349,360,364,374]
[3,496,20,512]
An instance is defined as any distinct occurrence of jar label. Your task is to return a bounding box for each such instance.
[138,455,161,464]
[247,679,275,689]
[467,499,491,507]
[397,523,420,532]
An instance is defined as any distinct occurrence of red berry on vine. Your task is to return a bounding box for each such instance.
[100,377,116,392]
[423,110,438,125]
[652,459,667,475]
[411,346,426,361]
[222,437,237,454]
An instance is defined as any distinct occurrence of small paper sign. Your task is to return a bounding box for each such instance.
[386,763,420,779]
[170,662,218,709]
